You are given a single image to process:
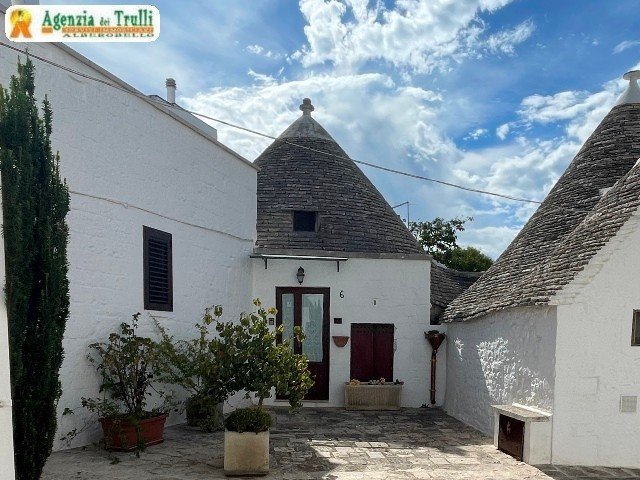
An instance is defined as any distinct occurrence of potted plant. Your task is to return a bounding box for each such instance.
[155,305,234,431]
[82,313,175,453]
[217,299,313,476]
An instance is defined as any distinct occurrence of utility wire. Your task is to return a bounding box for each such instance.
[0,40,545,206]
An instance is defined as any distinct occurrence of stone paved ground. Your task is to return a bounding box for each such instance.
[43,408,639,480]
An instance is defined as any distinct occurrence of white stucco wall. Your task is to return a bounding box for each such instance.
[551,209,640,467]
[0,24,257,450]
[0,177,16,479]
[444,306,557,436]
[250,256,437,408]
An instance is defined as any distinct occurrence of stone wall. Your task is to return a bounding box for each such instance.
[444,306,557,435]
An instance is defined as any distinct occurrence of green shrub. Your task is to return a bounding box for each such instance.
[1,57,70,480]
[83,313,175,420]
[185,394,223,432]
[215,299,314,409]
[224,407,272,434]
[154,306,236,410]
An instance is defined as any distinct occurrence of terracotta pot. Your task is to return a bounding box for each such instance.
[332,335,349,347]
[100,414,167,451]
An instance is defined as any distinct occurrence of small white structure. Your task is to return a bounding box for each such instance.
[443,72,640,468]
[0,5,257,450]
[251,99,436,408]
[0,179,16,480]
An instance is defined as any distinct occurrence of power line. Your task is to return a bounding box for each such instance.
[0,40,544,205]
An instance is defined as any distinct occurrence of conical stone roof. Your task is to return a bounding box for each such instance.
[444,72,640,322]
[254,99,425,256]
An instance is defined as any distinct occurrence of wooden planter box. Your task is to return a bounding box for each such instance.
[344,383,402,410]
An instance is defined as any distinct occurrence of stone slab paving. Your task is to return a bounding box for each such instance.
[43,408,637,480]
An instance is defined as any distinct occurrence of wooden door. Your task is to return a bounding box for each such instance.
[350,324,394,382]
[276,287,330,400]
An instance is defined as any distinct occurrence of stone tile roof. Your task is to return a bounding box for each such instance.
[254,100,425,255]
[443,101,640,322]
[431,262,482,309]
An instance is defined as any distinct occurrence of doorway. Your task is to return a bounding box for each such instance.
[350,323,394,382]
[276,287,330,400]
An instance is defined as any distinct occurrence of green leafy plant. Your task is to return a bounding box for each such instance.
[224,407,272,434]
[155,306,233,431]
[83,313,174,420]
[219,299,314,408]
[79,313,175,453]
[218,299,314,433]
[0,57,70,479]
[410,216,493,271]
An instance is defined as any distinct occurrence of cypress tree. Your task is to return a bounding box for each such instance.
[0,57,70,479]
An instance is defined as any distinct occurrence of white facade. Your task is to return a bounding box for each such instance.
[552,209,640,467]
[445,209,640,467]
[444,306,557,436]
[251,256,438,408]
[0,12,257,450]
[0,177,16,479]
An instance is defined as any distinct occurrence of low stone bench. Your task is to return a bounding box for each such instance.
[492,404,552,465]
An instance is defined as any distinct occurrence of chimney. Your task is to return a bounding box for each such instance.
[165,78,176,104]
[616,70,640,105]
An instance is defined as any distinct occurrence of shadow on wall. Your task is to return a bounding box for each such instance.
[445,312,556,436]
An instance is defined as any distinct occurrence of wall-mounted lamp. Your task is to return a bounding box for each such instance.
[296,266,305,284]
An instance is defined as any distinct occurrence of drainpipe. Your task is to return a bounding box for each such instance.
[425,331,446,406]
[0,177,16,479]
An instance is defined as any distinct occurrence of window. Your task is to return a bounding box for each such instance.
[143,226,173,311]
[633,310,640,346]
[293,211,317,232]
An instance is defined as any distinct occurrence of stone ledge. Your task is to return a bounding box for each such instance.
[492,404,552,422]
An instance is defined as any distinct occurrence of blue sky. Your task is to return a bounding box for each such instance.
[49,0,640,258]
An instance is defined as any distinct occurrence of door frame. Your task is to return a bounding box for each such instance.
[275,287,330,400]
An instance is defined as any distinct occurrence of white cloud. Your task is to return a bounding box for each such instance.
[181,72,451,163]
[496,123,510,140]
[518,77,625,143]
[613,40,640,54]
[246,44,283,60]
[294,0,529,74]
[459,225,520,259]
[247,69,279,86]
[465,128,488,140]
[484,19,536,55]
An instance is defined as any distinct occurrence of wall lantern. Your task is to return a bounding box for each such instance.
[296,266,305,285]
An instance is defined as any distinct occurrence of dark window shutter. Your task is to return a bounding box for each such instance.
[143,226,173,311]
[350,324,394,382]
